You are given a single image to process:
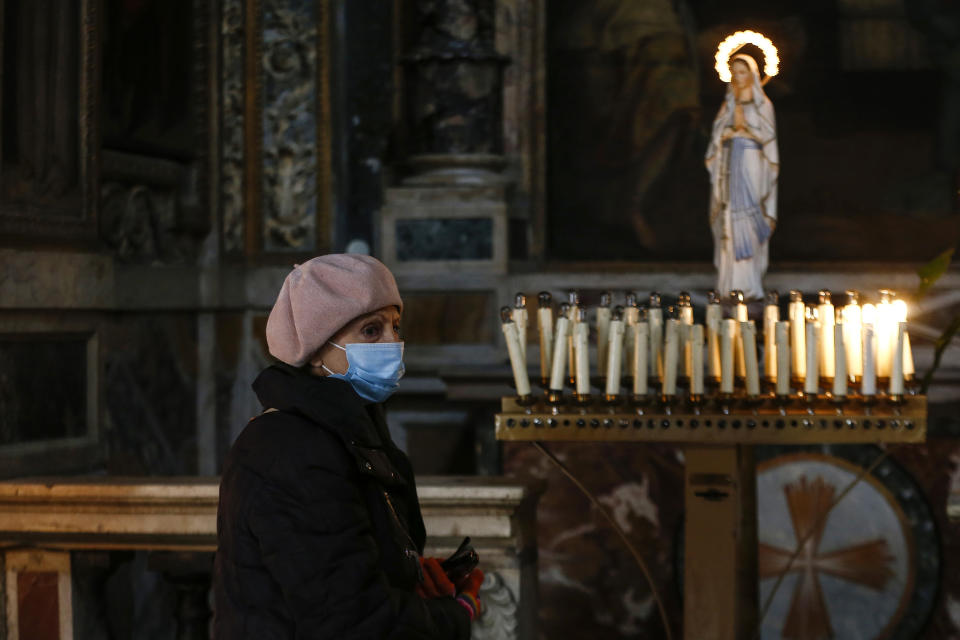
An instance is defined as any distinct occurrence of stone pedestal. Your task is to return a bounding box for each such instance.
[3,550,73,640]
[380,179,509,276]
[384,0,513,275]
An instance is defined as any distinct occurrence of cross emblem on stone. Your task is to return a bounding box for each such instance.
[758,476,896,639]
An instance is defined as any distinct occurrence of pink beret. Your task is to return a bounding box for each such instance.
[266,254,403,367]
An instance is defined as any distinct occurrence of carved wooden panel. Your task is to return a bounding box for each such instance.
[240,0,333,256]
[401,292,495,345]
[221,0,247,254]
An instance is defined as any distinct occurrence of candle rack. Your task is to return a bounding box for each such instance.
[495,392,926,444]
[499,287,927,640]
[497,389,927,640]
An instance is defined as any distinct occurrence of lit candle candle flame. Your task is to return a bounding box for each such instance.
[892,299,907,323]
[892,298,915,380]
[842,291,862,380]
[877,291,895,378]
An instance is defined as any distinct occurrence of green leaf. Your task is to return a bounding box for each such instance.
[917,247,955,299]
[921,314,960,393]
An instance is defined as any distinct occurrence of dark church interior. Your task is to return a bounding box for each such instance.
[2,0,960,638]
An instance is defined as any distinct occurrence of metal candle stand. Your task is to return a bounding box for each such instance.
[497,390,925,444]
[496,387,927,639]
[498,286,926,638]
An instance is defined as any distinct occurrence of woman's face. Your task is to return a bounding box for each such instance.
[309,305,402,375]
[732,60,752,89]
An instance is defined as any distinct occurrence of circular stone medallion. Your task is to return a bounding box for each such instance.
[757,451,935,640]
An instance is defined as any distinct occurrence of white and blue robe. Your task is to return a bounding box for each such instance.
[705,61,779,301]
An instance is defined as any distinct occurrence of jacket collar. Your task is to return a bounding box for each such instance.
[252,363,383,447]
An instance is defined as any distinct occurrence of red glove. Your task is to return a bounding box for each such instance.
[454,568,484,621]
[456,568,484,598]
[415,557,456,599]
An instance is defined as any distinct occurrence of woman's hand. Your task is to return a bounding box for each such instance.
[454,568,485,621]
[415,557,456,599]
[416,556,486,622]
[455,568,484,597]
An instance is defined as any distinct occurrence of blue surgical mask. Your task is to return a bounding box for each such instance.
[322,341,405,403]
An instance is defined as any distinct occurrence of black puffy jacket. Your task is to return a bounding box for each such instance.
[213,364,471,639]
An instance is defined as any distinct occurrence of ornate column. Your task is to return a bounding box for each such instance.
[380,0,511,275]
[219,0,333,256]
[402,0,508,184]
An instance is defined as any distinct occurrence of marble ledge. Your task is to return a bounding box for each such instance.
[0,476,543,552]
[417,475,544,504]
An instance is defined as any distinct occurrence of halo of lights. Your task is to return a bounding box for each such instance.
[715,30,779,82]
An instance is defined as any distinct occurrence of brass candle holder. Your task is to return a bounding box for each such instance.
[631,393,652,414]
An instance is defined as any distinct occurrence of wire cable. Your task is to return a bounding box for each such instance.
[532,441,674,640]
[533,439,896,640]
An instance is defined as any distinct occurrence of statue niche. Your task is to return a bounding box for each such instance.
[0,0,82,217]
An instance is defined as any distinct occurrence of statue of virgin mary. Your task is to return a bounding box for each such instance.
[705,53,779,301]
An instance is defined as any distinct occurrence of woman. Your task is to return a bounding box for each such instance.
[213,254,483,639]
[705,53,779,301]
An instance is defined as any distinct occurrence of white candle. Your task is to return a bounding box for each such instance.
[842,292,862,380]
[889,322,905,396]
[833,322,847,398]
[789,291,806,380]
[775,321,790,396]
[691,324,705,395]
[574,316,590,395]
[596,293,612,376]
[679,292,694,378]
[804,311,820,395]
[567,292,580,384]
[706,295,722,381]
[549,316,570,392]
[892,299,914,380]
[733,292,748,379]
[763,293,779,382]
[862,304,877,396]
[624,296,640,381]
[633,322,649,396]
[735,300,749,322]
[742,321,760,396]
[512,295,528,364]
[537,297,554,383]
[648,296,664,380]
[679,323,690,382]
[877,291,895,378]
[818,291,835,380]
[663,319,680,396]
[605,317,625,396]
[903,331,915,380]
[501,318,531,396]
[721,319,736,394]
